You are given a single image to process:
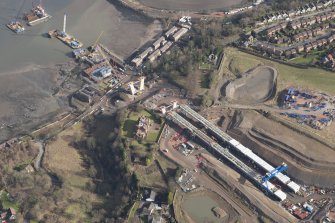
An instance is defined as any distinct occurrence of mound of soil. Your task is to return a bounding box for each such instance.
[225,66,277,104]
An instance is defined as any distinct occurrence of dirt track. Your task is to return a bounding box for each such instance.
[225,66,277,104]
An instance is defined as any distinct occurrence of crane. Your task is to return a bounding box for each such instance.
[261,163,288,193]
[91,31,104,52]
[15,0,27,22]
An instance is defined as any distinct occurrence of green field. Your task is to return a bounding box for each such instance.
[290,50,323,65]
[199,62,212,70]
[225,48,335,94]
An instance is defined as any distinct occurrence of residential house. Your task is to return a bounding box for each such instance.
[327,35,334,43]
[322,23,330,29]
[309,3,317,11]
[305,5,311,12]
[301,18,308,27]
[276,13,283,20]
[290,48,297,57]
[311,40,318,49]
[300,7,306,14]
[296,44,305,53]
[321,14,328,22]
[289,20,302,29]
[295,9,302,15]
[288,10,296,17]
[285,49,292,58]
[307,17,316,26]
[322,38,328,45]
[274,48,284,56]
[324,0,332,7]
[306,30,313,38]
[317,39,324,47]
[316,2,324,9]
[266,45,276,55]
[304,43,313,52]
[315,15,322,23]
[313,26,323,36]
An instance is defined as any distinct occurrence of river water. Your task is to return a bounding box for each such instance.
[0,0,156,73]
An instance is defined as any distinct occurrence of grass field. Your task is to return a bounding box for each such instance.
[0,191,20,211]
[290,50,322,65]
[228,54,262,74]
[199,62,212,70]
[225,48,335,94]
[43,123,103,222]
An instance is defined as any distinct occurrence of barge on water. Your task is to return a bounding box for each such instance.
[25,3,51,26]
[48,30,83,49]
[7,21,25,33]
[48,14,83,49]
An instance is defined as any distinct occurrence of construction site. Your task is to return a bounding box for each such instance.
[152,97,335,222]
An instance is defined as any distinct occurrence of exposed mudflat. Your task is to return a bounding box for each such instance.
[137,0,243,10]
[225,66,277,104]
[0,0,161,141]
[0,66,70,142]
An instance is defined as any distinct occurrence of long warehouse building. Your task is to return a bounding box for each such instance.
[179,104,300,193]
[167,111,287,201]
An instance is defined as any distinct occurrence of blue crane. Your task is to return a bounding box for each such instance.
[261,163,288,193]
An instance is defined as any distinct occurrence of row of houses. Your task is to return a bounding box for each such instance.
[261,0,335,24]
[266,10,335,37]
[131,25,190,67]
[255,32,335,58]
[289,11,335,29]
[292,24,328,42]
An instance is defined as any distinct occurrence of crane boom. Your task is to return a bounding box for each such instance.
[16,0,27,21]
[261,163,288,192]
[92,31,104,52]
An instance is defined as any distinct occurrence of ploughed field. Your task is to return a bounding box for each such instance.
[137,0,243,10]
